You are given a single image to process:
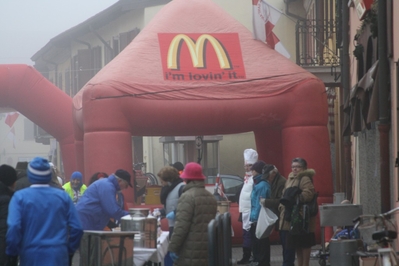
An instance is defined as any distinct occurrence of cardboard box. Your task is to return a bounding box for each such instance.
[359,256,379,266]
[145,186,162,204]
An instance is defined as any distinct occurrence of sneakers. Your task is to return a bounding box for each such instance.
[310,250,320,258]
[237,258,251,265]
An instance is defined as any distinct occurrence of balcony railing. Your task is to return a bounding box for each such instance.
[296,19,340,67]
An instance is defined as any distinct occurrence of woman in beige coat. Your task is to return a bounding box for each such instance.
[278,157,316,266]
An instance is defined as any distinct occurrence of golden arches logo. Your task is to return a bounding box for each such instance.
[167,34,231,70]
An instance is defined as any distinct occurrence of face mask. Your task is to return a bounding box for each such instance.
[245,171,252,176]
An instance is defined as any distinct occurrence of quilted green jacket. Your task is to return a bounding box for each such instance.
[168,180,217,265]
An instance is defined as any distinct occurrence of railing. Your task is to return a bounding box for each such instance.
[296,19,340,67]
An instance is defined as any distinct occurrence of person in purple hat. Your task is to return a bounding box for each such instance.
[168,162,217,266]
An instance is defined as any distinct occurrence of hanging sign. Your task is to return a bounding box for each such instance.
[352,0,374,20]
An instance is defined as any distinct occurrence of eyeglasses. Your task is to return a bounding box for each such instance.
[291,165,302,169]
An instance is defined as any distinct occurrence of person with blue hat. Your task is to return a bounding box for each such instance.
[63,171,87,204]
[5,157,83,266]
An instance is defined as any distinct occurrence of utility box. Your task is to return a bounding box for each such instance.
[319,204,363,227]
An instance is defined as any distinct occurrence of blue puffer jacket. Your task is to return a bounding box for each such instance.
[250,174,271,222]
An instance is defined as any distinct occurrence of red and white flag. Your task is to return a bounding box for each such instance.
[252,0,290,58]
[5,112,19,148]
[5,112,19,128]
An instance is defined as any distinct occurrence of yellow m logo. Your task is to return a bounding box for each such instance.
[167,34,231,70]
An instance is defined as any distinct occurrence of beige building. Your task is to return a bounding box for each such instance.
[346,0,399,216]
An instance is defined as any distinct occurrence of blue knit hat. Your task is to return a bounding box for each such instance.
[71,171,83,181]
[28,157,52,184]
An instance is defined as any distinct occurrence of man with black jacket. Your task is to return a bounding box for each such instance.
[260,164,287,265]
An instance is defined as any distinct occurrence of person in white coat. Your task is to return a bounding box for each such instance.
[237,148,258,264]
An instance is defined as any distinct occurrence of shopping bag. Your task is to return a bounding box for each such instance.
[255,206,278,239]
[306,192,319,217]
[289,203,309,235]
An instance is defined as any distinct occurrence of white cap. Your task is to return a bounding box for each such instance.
[243,149,258,164]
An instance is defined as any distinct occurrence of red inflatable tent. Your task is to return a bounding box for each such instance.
[73,0,333,209]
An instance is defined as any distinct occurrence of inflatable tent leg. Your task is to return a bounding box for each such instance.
[84,131,135,204]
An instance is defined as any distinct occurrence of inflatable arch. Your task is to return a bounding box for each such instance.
[0,65,76,177]
[73,0,333,210]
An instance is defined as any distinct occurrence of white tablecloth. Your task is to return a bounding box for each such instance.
[134,232,169,266]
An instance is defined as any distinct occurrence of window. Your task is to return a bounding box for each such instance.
[24,118,35,141]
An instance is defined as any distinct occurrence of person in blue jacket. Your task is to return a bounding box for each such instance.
[75,169,131,230]
[6,157,83,266]
[249,160,271,266]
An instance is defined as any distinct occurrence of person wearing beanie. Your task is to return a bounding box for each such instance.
[171,162,185,175]
[249,160,271,266]
[168,162,217,265]
[0,165,17,265]
[63,171,87,204]
[14,161,63,191]
[75,169,131,230]
[237,148,258,265]
[6,157,83,266]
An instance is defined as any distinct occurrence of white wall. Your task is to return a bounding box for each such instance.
[0,114,49,168]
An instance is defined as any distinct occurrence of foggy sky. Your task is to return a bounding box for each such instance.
[0,0,118,65]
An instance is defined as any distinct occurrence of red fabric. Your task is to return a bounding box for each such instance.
[73,0,312,108]
[5,113,19,128]
[0,64,76,178]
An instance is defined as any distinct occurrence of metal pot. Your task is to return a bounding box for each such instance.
[128,208,150,217]
[121,215,146,231]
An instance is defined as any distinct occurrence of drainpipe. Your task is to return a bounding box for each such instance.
[377,0,391,213]
[341,0,352,199]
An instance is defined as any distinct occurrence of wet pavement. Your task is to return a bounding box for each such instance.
[72,244,323,265]
[231,245,322,266]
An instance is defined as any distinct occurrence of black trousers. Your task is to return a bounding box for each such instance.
[250,223,271,266]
